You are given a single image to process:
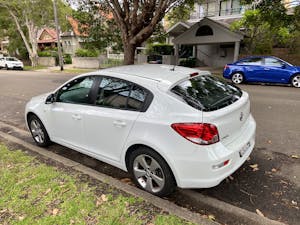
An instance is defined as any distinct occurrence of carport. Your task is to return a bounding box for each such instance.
[167,18,244,67]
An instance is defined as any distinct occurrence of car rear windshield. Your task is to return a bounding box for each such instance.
[171,75,242,112]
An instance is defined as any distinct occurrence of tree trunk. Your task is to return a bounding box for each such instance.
[29,53,38,67]
[123,43,136,65]
[26,16,39,67]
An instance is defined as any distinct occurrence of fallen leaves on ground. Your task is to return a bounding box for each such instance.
[208,214,216,221]
[256,209,264,217]
[44,188,51,195]
[280,180,288,185]
[249,164,259,171]
[18,215,25,221]
[291,155,299,159]
[271,168,277,173]
[291,200,297,206]
[52,208,59,216]
[121,178,134,185]
[96,194,108,206]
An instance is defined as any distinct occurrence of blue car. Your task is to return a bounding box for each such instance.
[223,56,300,88]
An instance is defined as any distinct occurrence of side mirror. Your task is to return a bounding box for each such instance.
[45,93,55,104]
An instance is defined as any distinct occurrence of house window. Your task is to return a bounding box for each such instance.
[232,0,241,14]
[198,1,216,17]
[196,25,213,36]
[220,0,241,16]
[220,0,230,16]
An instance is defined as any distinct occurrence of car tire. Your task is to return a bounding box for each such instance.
[291,74,300,88]
[5,64,9,70]
[28,114,51,147]
[128,147,176,197]
[231,72,244,84]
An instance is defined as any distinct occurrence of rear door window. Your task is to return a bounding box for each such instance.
[171,75,242,111]
[96,77,131,110]
[264,57,284,67]
[96,77,151,111]
[237,57,263,65]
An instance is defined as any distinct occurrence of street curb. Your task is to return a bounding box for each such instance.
[180,190,286,225]
[0,125,217,225]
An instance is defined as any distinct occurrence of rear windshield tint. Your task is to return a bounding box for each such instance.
[171,75,242,112]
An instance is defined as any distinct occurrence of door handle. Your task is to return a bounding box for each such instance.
[72,114,82,120]
[113,120,126,127]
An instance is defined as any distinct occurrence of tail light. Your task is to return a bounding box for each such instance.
[171,123,219,145]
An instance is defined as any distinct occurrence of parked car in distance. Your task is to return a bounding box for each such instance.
[0,57,24,70]
[25,64,256,196]
[223,56,300,88]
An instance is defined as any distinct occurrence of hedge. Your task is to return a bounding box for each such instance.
[75,48,99,57]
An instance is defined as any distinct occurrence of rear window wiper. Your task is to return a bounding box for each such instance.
[210,94,239,107]
[172,90,205,110]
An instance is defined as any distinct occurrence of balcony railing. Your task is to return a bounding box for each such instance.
[190,7,247,20]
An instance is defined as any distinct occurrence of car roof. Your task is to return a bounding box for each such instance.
[93,64,210,91]
[237,56,280,61]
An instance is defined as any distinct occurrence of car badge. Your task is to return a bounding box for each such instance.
[240,112,244,121]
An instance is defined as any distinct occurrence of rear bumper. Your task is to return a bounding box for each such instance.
[223,69,231,79]
[9,66,23,70]
[173,115,256,188]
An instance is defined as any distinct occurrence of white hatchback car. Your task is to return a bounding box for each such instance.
[0,57,24,70]
[25,64,256,196]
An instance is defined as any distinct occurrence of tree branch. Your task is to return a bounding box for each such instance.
[6,7,33,56]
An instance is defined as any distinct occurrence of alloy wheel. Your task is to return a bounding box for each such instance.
[232,73,244,84]
[133,154,165,193]
[292,75,300,88]
[30,119,45,144]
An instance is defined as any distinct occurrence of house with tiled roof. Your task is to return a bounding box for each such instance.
[61,16,87,56]
[37,28,58,51]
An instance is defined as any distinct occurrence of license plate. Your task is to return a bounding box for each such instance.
[239,141,251,157]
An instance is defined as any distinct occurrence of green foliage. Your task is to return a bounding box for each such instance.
[231,1,299,54]
[0,0,73,64]
[75,48,99,57]
[38,51,52,57]
[165,0,195,27]
[146,43,174,55]
[72,7,122,53]
[63,54,72,64]
[179,57,196,68]
[165,1,208,27]
[146,23,168,44]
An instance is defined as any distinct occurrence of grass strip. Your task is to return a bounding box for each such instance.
[0,143,194,225]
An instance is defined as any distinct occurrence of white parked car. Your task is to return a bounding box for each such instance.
[25,64,256,196]
[0,57,24,70]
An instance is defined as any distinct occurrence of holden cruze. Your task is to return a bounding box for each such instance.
[25,64,256,196]
[223,56,300,87]
[0,57,24,70]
